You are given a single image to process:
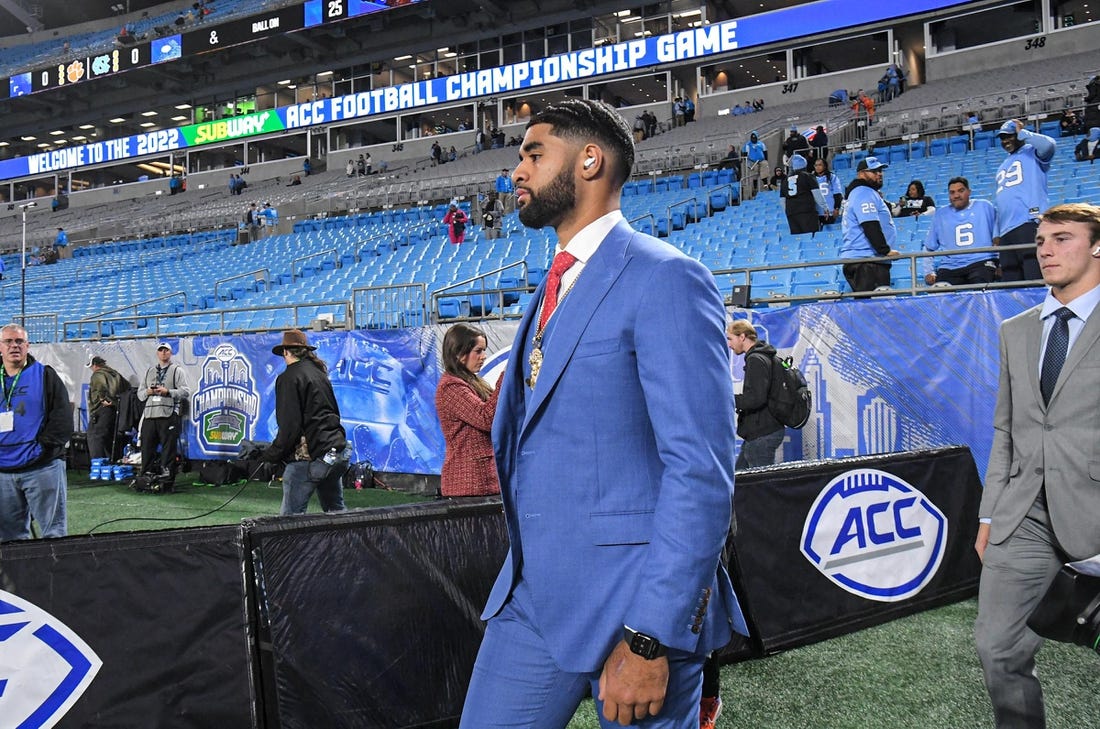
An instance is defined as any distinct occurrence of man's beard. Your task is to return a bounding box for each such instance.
[518,166,575,229]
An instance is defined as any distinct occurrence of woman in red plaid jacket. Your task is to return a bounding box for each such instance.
[435,324,500,496]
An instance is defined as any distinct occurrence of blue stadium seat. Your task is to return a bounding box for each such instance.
[687,173,702,189]
[1040,120,1062,138]
[948,135,970,154]
[973,130,996,151]
[929,138,949,157]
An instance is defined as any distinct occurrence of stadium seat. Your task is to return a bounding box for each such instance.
[929,138,949,157]
[1040,120,1061,138]
[948,135,970,154]
[687,173,702,189]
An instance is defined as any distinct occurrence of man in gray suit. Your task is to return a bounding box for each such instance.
[975,202,1100,729]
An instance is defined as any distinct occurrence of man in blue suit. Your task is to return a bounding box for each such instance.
[460,98,746,727]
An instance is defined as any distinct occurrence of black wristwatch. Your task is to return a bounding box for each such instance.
[623,626,667,659]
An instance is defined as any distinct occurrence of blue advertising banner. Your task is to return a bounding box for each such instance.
[184,329,442,473]
[731,288,1045,478]
[47,287,1041,480]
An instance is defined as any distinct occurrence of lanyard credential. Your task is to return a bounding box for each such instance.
[3,365,24,412]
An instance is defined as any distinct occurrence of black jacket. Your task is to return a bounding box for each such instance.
[735,342,784,440]
[263,359,346,463]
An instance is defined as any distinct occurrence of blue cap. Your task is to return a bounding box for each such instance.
[856,156,888,172]
[790,154,808,171]
[1089,127,1100,142]
[997,120,1020,137]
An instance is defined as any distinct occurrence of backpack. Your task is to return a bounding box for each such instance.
[452,211,466,234]
[766,354,812,429]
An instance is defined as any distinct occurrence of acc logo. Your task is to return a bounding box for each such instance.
[0,589,102,728]
[479,344,511,386]
[800,468,947,602]
[191,343,260,455]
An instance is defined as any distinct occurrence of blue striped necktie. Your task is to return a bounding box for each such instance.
[1039,307,1074,405]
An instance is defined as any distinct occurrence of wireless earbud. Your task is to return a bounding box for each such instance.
[583,157,596,169]
[1093,245,1100,258]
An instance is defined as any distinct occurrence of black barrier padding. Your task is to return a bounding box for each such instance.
[729,446,982,654]
[246,499,508,729]
[0,527,254,728]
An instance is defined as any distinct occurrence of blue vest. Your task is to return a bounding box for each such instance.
[0,361,45,469]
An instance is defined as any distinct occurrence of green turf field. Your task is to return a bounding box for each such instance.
[65,468,428,535]
[565,598,1099,729]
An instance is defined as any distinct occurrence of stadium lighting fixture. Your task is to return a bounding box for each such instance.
[393,54,412,61]
[78,124,95,129]
[316,70,334,77]
[0,141,8,147]
[108,117,126,123]
[20,135,35,141]
[171,115,189,121]
[49,130,64,135]
[141,111,158,117]
[36,142,49,147]
[277,79,292,85]
[139,122,156,128]
[174,103,192,109]
[71,135,86,141]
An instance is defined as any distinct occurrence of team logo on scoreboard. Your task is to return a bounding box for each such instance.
[0,589,102,728]
[800,468,947,602]
[190,343,260,455]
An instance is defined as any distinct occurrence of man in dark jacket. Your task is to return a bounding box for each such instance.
[263,330,349,515]
[86,355,126,460]
[782,125,810,165]
[0,323,71,540]
[726,320,784,469]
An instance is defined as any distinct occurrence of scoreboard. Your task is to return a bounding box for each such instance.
[2,0,414,100]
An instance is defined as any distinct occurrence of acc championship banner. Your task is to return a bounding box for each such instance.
[732,288,1045,480]
[0,0,972,181]
[730,447,983,653]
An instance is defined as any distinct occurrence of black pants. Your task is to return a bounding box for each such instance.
[843,261,891,293]
[999,221,1041,282]
[140,413,180,476]
[87,405,117,461]
[937,259,998,286]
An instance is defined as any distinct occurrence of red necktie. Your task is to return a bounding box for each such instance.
[538,251,577,330]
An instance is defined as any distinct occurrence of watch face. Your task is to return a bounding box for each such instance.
[629,633,659,659]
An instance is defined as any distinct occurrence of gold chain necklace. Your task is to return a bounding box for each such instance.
[526,272,582,389]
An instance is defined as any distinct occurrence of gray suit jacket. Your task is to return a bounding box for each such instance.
[981,303,1100,559]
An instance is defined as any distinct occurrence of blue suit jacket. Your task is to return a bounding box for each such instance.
[485,220,748,673]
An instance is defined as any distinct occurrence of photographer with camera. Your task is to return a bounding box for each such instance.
[136,342,189,491]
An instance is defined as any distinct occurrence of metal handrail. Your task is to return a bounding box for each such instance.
[214,268,270,301]
[80,290,189,321]
[290,248,338,279]
[706,183,738,215]
[718,242,1041,307]
[430,259,531,322]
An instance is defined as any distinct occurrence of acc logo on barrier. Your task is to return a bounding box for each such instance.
[800,468,947,602]
[0,589,102,728]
